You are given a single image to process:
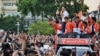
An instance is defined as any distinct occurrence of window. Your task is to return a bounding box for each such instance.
[3,2,11,6]
[3,2,16,6]
[12,2,16,6]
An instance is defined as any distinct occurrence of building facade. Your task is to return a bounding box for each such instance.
[0,0,20,16]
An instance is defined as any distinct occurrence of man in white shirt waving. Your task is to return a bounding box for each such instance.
[60,6,69,33]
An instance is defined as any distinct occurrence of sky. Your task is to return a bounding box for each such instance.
[84,0,100,12]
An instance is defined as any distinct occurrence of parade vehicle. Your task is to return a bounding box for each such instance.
[54,34,97,56]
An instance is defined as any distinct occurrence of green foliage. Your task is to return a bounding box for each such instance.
[28,21,55,35]
[35,0,56,16]
[55,0,89,18]
[17,0,57,16]
[16,0,37,16]
[17,0,89,17]
[0,15,25,31]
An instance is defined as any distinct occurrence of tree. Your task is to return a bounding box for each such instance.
[17,0,89,18]
[17,0,37,16]
[0,15,25,32]
[28,21,55,35]
[55,0,89,18]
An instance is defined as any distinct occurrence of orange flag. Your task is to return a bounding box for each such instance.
[77,10,82,20]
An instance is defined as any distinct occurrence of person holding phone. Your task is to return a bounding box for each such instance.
[60,6,69,33]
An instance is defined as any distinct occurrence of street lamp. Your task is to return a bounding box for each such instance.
[15,22,20,35]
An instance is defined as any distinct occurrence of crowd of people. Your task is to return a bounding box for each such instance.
[0,30,57,56]
[0,30,99,56]
[49,6,100,56]
[0,6,100,56]
[49,6,100,38]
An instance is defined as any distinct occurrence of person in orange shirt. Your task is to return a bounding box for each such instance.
[49,19,56,33]
[82,21,91,34]
[72,17,81,34]
[87,15,92,25]
[64,17,73,34]
[49,18,62,37]
[55,19,62,36]
[71,16,84,33]
[71,17,91,38]
[89,17,100,38]
[70,17,82,38]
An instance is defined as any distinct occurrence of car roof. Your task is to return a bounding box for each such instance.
[56,46,93,56]
[59,46,92,49]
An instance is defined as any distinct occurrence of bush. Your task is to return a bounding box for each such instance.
[28,21,55,35]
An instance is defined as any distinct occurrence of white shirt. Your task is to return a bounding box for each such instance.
[73,28,81,34]
[62,10,69,22]
[57,30,62,34]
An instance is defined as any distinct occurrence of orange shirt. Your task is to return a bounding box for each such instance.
[71,21,79,29]
[72,21,91,34]
[78,21,84,32]
[93,22,99,33]
[65,21,73,33]
[49,21,57,32]
[49,21,62,34]
[84,26,91,34]
[71,22,76,29]
[55,23,62,30]
[55,23,62,34]
[87,15,92,23]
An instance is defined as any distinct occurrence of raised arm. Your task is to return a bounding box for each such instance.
[20,33,26,54]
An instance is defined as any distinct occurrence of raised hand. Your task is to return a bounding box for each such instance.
[20,32,26,40]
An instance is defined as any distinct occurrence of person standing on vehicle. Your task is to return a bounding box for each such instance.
[69,16,84,38]
[64,17,73,36]
[80,21,91,38]
[89,17,99,38]
[72,16,81,34]
[49,18,62,37]
[60,6,69,33]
